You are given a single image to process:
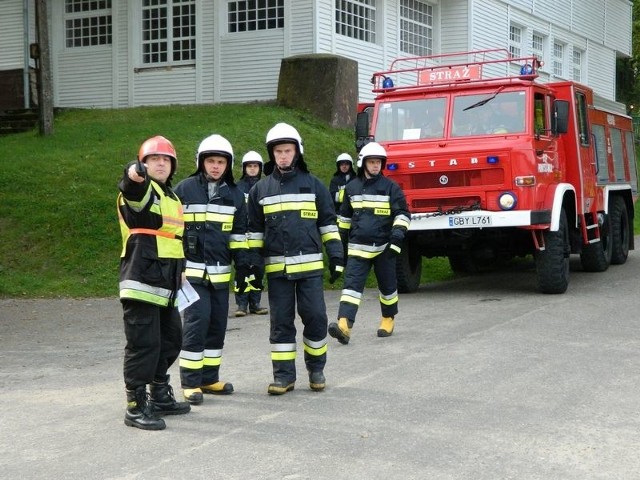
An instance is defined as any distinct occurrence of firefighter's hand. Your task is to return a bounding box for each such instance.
[247,265,263,291]
[387,232,404,256]
[128,161,146,183]
[234,266,249,293]
[329,259,344,284]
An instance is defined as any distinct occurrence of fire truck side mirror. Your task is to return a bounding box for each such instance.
[552,100,569,135]
[355,111,371,152]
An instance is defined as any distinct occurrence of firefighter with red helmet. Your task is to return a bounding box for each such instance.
[247,122,344,394]
[117,135,191,431]
[328,141,411,345]
[174,134,250,405]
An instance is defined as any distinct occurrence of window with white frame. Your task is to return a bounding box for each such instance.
[400,0,433,56]
[531,32,545,63]
[228,0,284,32]
[509,24,522,58]
[335,0,377,43]
[553,41,565,77]
[142,0,196,65]
[572,48,583,82]
[64,0,112,48]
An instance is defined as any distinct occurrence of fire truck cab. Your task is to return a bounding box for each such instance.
[355,49,638,294]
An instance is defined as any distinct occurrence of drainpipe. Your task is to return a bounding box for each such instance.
[23,0,30,109]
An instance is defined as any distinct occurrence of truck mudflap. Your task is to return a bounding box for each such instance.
[408,209,551,231]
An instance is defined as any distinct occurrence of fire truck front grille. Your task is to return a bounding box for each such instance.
[412,196,481,211]
[411,169,504,188]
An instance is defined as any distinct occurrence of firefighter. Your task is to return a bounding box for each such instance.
[117,135,191,431]
[329,152,356,213]
[234,150,268,317]
[328,141,411,345]
[247,122,344,395]
[174,134,251,405]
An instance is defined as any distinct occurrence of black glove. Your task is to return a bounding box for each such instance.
[246,265,263,291]
[329,258,344,284]
[234,266,249,293]
[387,231,404,256]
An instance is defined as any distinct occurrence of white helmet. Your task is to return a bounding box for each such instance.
[194,134,235,183]
[264,122,307,174]
[242,150,263,165]
[266,122,304,154]
[357,141,387,169]
[336,152,353,165]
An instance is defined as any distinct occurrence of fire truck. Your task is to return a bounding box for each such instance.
[355,49,638,294]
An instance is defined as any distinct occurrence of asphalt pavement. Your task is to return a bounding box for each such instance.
[1,249,640,480]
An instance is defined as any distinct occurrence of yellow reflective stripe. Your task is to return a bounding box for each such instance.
[264,201,317,214]
[265,263,285,273]
[179,358,204,370]
[321,231,341,243]
[203,357,222,367]
[272,351,297,361]
[340,289,361,305]
[229,241,249,250]
[379,291,398,306]
[205,212,234,223]
[393,214,411,229]
[337,217,351,230]
[347,248,380,259]
[304,342,327,356]
[183,212,206,222]
[248,239,264,248]
[120,288,171,306]
[207,273,231,283]
[286,260,324,273]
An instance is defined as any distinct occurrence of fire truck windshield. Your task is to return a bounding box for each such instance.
[451,91,525,136]
[373,91,526,141]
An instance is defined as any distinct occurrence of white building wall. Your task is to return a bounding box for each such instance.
[9,0,629,109]
[219,30,285,102]
[51,1,115,108]
[440,0,469,54]
[1,1,26,69]
[586,40,617,100]
[605,0,632,55]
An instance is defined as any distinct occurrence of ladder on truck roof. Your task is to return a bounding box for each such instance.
[371,48,543,93]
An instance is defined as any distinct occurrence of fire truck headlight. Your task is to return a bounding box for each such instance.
[487,155,499,164]
[498,192,517,210]
[387,163,398,171]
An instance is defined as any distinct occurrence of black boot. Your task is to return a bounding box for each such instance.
[149,376,191,416]
[125,386,166,431]
[308,370,326,392]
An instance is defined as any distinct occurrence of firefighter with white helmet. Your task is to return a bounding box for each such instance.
[174,133,251,405]
[233,150,268,317]
[247,122,344,394]
[329,152,357,213]
[328,141,411,344]
[117,135,191,430]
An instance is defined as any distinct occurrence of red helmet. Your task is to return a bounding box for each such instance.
[138,135,177,178]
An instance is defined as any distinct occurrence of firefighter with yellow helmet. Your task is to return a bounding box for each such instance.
[328,141,411,344]
[117,135,191,431]
[247,122,344,394]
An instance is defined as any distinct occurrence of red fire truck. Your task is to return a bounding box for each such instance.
[355,49,638,294]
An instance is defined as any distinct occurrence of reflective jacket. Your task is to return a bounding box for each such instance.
[329,171,355,212]
[247,167,343,279]
[174,173,249,288]
[337,174,411,259]
[118,167,185,306]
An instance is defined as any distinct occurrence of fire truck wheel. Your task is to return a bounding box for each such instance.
[579,213,612,272]
[609,196,630,265]
[535,208,570,294]
[396,242,422,293]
